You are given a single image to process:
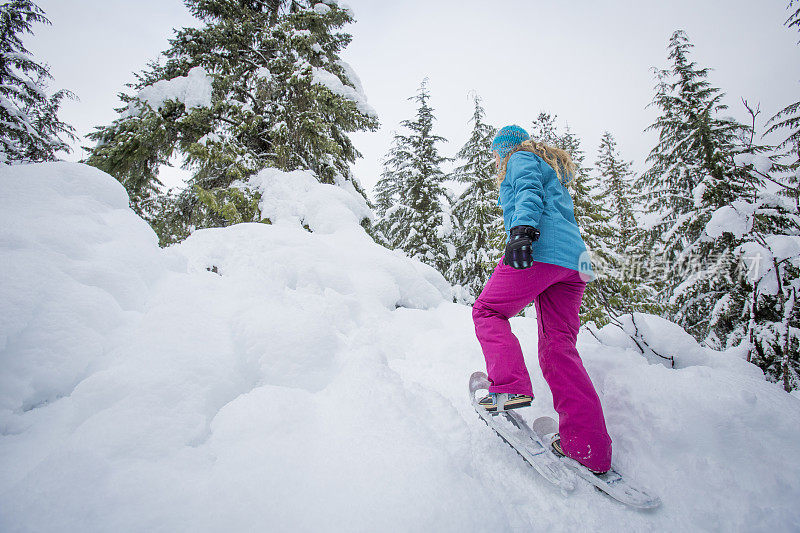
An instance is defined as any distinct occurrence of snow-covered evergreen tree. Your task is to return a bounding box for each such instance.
[707,181,800,391]
[530,114,611,268]
[596,132,638,249]
[87,0,377,244]
[766,0,800,209]
[707,107,800,391]
[529,113,617,325]
[373,146,403,248]
[638,30,751,340]
[374,79,452,273]
[592,131,661,323]
[529,112,561,147]
[566,130,621,326]
[447,95,501,302]
[0,0,74,163]
[559,128,612,267]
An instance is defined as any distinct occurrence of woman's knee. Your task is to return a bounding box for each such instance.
[472,298,491,323]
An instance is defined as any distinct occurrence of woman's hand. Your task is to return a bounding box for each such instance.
[503,225,540,269]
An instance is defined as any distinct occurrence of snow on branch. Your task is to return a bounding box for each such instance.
[128,67,213,116]
[311,66,377,118]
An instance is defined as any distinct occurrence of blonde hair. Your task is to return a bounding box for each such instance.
[496,140,576,187]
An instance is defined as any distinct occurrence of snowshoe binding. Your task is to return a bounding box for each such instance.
[478,392,533,413]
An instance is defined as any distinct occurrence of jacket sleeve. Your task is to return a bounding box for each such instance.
[508,153,545,228]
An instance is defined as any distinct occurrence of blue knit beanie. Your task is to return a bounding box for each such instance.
[491,125,530,159]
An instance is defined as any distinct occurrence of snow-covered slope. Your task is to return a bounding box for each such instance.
[2,162,800,532]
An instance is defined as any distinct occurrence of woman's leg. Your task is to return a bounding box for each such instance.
[534,271,612,473]
[472,260,559,396]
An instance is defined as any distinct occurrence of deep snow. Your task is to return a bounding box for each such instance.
[1,162,800,532]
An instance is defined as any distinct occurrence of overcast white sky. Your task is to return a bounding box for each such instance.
[31,0,800,195]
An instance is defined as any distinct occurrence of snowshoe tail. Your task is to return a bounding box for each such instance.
[531,416,662,510]
[469,372,575,492]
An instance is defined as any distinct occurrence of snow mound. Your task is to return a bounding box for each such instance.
[591,313,764,373]
[0,162,166,415]
[2,163,800,531]
[175,221,450,314]
[246,166,371,234]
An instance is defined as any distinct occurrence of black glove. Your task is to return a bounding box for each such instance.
[503,225,540,269]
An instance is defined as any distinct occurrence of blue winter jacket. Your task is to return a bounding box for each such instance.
[499,151,594,280]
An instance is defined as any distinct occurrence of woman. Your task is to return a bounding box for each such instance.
[472,124,612,474]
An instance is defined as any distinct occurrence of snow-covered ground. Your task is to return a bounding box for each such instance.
[2,162,800,532]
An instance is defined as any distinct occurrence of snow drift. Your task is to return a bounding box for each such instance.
[1,162,800,532]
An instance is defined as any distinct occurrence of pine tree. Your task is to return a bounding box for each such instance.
[592,131,661,322]
[707,105,800,391]
[447,95,502,302]
[559,128,611,266]
[700,2,800,388]
[565,130,619,326]
[529,112,561,147]
[530,114,609,265]
[765,0,800,209]
[529,113,617,325]
[708,174,800,391]
[787,0,800,36]
[596,132,638,249]
[638,30,751,341]
[87,0,378,244]
[374,79,452,273]
[0,0,75,163]
[716,197,800,392]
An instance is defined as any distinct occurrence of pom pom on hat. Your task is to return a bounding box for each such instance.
[491,125,530,158]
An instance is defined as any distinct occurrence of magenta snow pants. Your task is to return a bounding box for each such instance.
[472,260,612,473]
